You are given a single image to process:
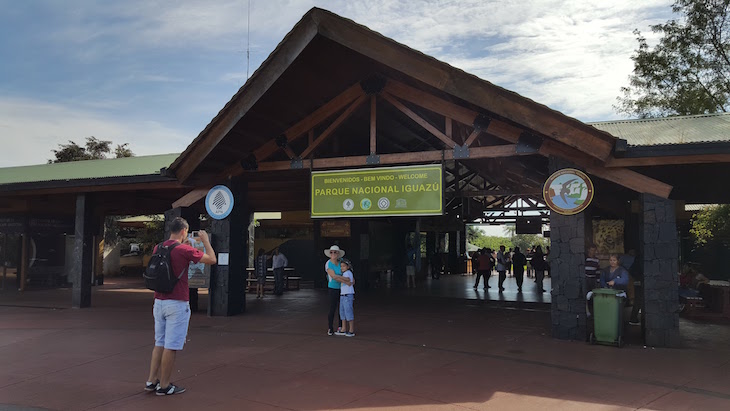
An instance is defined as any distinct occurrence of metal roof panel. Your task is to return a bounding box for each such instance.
[0,153,180,185]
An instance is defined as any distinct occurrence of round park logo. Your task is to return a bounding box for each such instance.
[543,168,594,215]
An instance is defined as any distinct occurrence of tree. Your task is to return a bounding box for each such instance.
[690,204,730,246]
[49,136,133,163]
[616,0,730,118]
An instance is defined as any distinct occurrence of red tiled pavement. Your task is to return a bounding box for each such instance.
[1,276,730,410]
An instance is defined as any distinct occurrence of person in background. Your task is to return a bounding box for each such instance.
[496,245,509,292]
[255,248,268,299]
[507,247,514,277]
[512,246,527,292]
[272,247,288,296]
[600,254,629,290]
[585,244,600,295]
[335,258,356,337]
[532,245,546,292]
[471,249,481,277]
[405,243,417,288]
[526,246,535,278]
[474,248,492,290]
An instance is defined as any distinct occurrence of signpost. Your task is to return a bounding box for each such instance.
[311,164,442,218]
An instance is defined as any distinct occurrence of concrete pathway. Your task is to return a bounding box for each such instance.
[1,277,729,410]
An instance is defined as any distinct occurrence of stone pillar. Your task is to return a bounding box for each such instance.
[209,180,249,316]
[72,194,94,308]
[640,194,679,347]
[549,157,586,340]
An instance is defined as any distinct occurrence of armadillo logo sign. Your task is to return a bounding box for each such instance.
[543,168,594,215]
[205,185,234,220]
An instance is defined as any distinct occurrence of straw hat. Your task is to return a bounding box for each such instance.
[324,245,345,258]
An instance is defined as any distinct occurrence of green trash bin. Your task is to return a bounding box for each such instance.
[590,288,625,347]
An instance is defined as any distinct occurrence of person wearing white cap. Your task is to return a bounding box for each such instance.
[324,245,351,335]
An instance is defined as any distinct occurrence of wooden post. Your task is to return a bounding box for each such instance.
[1,233,7,290]
[370,95,377,154]
[19,232,29,292]
[72,193,94,308]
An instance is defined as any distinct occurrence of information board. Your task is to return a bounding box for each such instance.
[311,164,442,218]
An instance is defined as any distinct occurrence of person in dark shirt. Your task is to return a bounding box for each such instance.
[512,247,527,292]
[584,244,600,295]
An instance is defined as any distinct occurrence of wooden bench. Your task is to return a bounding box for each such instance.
[245,268,299,292]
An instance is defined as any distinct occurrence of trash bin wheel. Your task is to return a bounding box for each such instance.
[589,332,596,345]
[617,336,623,348]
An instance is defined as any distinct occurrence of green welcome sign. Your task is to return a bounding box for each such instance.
[311,164,443,218]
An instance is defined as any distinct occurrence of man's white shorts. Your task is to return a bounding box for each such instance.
[153,299,191,350]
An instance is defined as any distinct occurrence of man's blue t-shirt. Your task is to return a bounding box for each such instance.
[326,260,342,289]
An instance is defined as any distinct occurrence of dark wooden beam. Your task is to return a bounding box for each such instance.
[299,94,368,159]
[256,144,526,171]
[370,95,377,154]
[381,92,457,149]
[254,81,366,162]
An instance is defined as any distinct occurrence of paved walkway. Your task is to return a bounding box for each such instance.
[1,276,730,410]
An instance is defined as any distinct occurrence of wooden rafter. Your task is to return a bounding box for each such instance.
[299,94,368,159]
[380,91,457,148]
[257,144,525,171]
[253,81,366,163]
[370,95,377,154]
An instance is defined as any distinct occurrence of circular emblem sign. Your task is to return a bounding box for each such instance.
[543,168,594,215]
[205,185,234,220]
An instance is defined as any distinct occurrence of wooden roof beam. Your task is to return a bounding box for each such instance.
[381,92,457,149]
[299,94,368,159]
[254,81,366,163]
[257,144,526,171]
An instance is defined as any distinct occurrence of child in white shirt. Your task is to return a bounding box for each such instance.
[335,259,355,337]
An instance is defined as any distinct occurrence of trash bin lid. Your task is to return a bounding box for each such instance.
[592,288,623,296]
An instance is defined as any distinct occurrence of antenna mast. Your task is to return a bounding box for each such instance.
[246,0,251,80]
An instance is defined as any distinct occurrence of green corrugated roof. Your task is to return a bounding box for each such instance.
[589,113,730,146]
[0,153,180,185]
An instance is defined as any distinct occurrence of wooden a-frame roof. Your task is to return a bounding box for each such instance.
[166,7,675,214]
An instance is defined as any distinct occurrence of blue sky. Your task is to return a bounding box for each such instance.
[0,0,674,167]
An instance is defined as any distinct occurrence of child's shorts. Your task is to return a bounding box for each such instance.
[339,294,354,321]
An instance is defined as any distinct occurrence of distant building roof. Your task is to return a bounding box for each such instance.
[0,153,180,185]
[589,113,730,147]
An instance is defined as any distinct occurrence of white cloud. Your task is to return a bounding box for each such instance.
[0,98,192,167]
[1,0,680,167]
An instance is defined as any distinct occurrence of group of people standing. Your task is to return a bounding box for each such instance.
[472,245,548,292]
[254,247,288,298]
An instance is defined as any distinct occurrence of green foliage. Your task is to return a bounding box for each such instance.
[511,234,549,252]
[114,143,134,158]
[616,0,730,118]
[472,235,512,251]
[49,137,134,163]
[690,204,730,246]
[138,216,165,254]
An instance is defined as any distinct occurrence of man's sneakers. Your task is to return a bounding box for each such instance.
[345,332,355,337]
[334,328,347,336]
[156,384,186,396]
[145,380,160,392]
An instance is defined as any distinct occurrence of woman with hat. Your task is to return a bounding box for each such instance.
[324,245,352,335]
